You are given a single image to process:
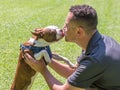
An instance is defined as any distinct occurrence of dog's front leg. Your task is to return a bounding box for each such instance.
[52,53,75,68]
[10,51,38,90]
[34,50,51,64]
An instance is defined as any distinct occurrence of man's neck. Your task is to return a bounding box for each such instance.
[77,30,96,51]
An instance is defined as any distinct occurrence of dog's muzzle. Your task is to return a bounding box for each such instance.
[45,25,64,40]
[56,29,64,40]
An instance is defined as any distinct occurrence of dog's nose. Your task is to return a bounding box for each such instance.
[60,29,65,36]
[60,29,63,32]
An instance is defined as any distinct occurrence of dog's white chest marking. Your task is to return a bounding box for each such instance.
[34,39,51,47]
[28,38,51,47]
[27,38,35,45]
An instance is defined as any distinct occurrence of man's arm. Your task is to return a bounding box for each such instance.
[41,66,85,90]
[24,53,84,90]
[48,59,77,78]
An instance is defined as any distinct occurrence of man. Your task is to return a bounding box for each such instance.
[25,4,120,90]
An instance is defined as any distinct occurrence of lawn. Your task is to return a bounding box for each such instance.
[0,0,120,90]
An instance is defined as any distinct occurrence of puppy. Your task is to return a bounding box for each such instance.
[20,25,64,65]
[10,26,75,90]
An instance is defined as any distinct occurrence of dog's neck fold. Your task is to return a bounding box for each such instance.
[28,38,51,47]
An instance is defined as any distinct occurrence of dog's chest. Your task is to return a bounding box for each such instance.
[28,38,51,47]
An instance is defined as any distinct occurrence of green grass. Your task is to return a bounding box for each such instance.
[0,0,120,90]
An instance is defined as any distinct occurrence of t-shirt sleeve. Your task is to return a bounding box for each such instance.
[67,56,105,88]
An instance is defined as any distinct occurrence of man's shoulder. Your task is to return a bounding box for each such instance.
[90,34,120,64]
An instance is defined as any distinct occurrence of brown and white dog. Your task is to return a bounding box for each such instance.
[10,26,75,90]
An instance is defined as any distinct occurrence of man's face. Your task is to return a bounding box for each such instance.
[63,12,78,42]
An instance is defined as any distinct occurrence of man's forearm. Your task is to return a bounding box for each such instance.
[41,67,64,90]
[41,68,86,90]
[48,59,76,78]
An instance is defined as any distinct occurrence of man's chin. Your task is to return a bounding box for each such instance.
[65,38,75,43]
[65,38,70,42]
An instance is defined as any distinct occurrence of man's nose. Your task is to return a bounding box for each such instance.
[63,27,67,32]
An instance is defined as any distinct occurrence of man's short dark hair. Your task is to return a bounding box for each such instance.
[69,4,98,33]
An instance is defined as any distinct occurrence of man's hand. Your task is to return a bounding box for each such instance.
[24,53,46,73]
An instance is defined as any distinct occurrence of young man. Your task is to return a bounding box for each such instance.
[25,4,120,90]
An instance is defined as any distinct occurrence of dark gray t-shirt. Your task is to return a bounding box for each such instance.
[67,31,120,90]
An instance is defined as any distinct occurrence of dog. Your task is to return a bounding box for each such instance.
[10,25,75,90]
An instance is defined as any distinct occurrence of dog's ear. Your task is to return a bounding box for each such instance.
[31,31,43,38]
[31,28,44,38]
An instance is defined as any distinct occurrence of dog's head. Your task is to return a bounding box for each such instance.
[31,25,64,46]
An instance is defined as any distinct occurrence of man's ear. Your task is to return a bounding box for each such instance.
[76,27,85,36]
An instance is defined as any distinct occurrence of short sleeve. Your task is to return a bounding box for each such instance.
[67,56,105,88]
